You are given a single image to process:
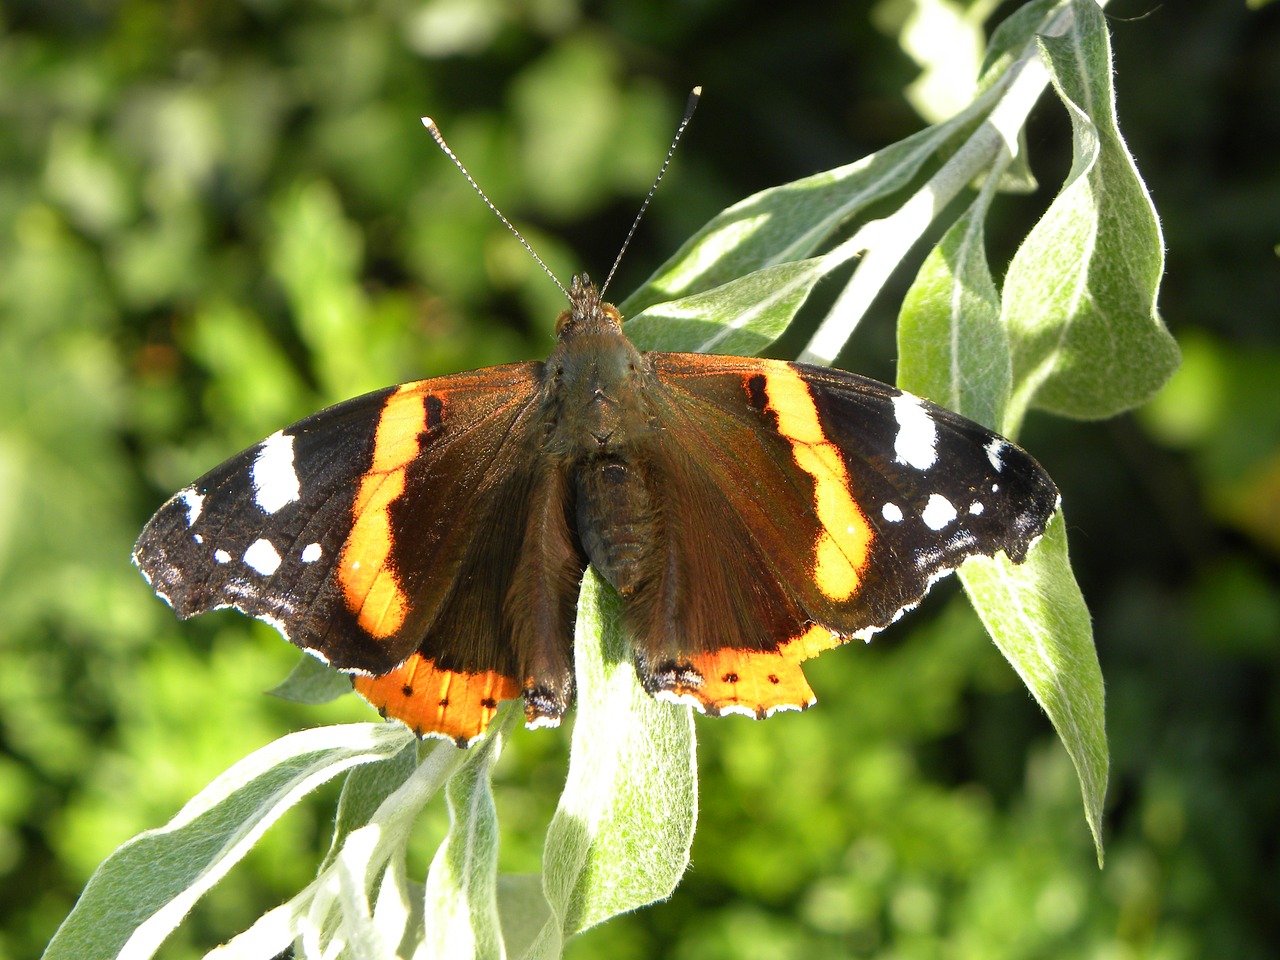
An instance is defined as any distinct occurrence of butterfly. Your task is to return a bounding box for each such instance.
[134,270,1057,747]
[134,92,1058,746]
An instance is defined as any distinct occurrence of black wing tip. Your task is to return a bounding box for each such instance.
[1005,490,1061,564]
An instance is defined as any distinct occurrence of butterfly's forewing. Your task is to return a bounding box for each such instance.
[134,363,567,744]
[630,354,1059,717]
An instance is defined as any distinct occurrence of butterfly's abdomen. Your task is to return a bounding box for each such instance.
[575,457,653,596]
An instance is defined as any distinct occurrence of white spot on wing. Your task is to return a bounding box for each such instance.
[180,488,204,526]
[892,394,938,470]
[986,437,1007,472]
[921,494,957,531]
[969,501,985,515]
[252,431,301,514]
[215,549,232,564]
[882,502,904,523]
[301,542,322,563]
[244,538,282,575]
[303,646,333,666]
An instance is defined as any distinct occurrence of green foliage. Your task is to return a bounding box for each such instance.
[5,0,1279,958]
[43,725,416,960]
[1002,2,1178,431]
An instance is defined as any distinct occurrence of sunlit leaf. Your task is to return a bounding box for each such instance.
[898,139,1107,863]
[422,724,510,960]
[625,256,833,356]
[207,738,465,960]
[1002,0,1178,431]
[526,571,697,956]
[959,513,1108,864]
[897,179,1009,429]
[42,724,413,960]
[619,103,992,318]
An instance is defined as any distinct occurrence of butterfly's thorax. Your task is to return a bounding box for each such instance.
[540,278,656,596]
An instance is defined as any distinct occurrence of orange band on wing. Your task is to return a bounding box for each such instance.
[338,386,429,637]
[761,367,873,601]
[666,624,843,718]
[353,653,520,745]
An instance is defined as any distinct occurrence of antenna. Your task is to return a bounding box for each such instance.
[422,85,701,304]
[600,85,701,298]
[421,116,571,302]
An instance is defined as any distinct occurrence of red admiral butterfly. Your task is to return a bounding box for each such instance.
[134,92,1059,746]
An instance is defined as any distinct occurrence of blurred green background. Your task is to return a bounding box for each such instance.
[3,0,1279,957]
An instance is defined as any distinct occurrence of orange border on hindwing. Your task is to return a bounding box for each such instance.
[669,624,845,716]
[353,653,520,744]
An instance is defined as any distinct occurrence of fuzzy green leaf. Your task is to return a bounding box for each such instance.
[898,189,1108,863]
[321,739,422,871]
[496,875,553,959]
[526,570,697,957]
[42,724,414,960]
[267,652,353,705]
[624,256,832,356]
[978,0,1066,87]
[422,725,510,960]
[897,181,1009,429]
[1002,0,1178,430]
[314,736,472,958]
[619,104,991,319]
[208,736,469,960]
[895,10,1112,857]
[959,513,1108,864]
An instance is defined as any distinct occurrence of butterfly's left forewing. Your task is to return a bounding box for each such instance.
[134,363,559,744]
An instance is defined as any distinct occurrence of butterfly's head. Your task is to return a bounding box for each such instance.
[555,274,624,340]
[543,276,650,456]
